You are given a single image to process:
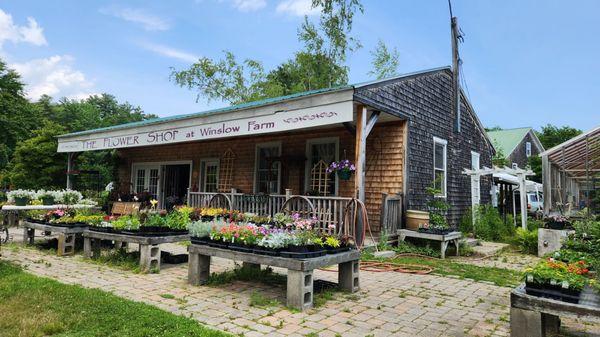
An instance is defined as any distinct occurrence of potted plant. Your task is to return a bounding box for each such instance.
[189,221,213,245]
[545,214,570,230]
[59,190,83,205]
[255,230,289,256]
[7,189,35,206]
[524,258,590,303]
[326,159,356,181]
[36,190,60,205]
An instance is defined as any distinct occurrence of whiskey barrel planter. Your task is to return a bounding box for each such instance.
[405,210,429,231]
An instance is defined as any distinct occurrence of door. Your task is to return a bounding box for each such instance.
[133,164,161,200]
[161,164,191,210]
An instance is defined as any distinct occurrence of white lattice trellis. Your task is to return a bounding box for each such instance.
[218,149,235,192]
[310,160,330,196]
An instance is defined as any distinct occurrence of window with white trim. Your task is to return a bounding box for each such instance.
[255,142,281,194]
[526,141,532,157]
[200,159,219,193]
[433,137,447,197]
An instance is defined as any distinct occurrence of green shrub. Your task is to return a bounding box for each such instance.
[461,205,515,242]
[394,241,441,258]
[512,227,538,255]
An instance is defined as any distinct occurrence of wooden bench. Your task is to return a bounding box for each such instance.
[22,221,86,256]
[398,229,462,259]
[83,230,189,273]
[110,202,141,216]
[511,284,600,337]
[188,244,361,311]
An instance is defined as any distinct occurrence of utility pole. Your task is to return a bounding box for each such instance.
[449,1,463,132]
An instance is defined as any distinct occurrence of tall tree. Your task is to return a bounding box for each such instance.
[368,40,399,79]
[171,0,363,105]
[536,124,582,149]
[0,60,41,172]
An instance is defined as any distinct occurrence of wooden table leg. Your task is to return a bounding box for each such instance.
[188,251,210,285]
[83,237,92,258]
[139,244,161,273]
[338,260,360,293]
[287,269,314,311]
[455,239,460,257]
[440,241,449,259]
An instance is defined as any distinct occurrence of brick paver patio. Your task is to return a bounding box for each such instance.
[2,230,599,337]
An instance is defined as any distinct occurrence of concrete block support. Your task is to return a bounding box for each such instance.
[510,307,560,337]
[188,252,211,285]
[338,260,360,292]
[23,228,35,246]
[538,228,571,257]
[57,233,76,256]
[139,244,161,273]
[287,269,314,311]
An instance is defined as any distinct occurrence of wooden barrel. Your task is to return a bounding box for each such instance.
[405,210,429,230]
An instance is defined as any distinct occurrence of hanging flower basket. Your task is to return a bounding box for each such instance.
[337,170,352,181]
[327,159,356,181]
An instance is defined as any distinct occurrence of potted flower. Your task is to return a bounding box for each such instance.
[189,221,213,245]
[7,189,35,206]
[326,159,356,181]
[58,190,83,205]
[255,230,289,256]
[545,214,570,230]
[36,190,61,205]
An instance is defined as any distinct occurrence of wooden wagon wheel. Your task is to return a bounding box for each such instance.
[341,198,373,249]
[208,193,232,210]
[279,195,316,220]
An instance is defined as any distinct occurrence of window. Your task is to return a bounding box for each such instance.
[133,165,160,199]
[433,137,447,197]
[526,141,532,157]
[200,159,219,193]
[255,142,281,194]
[471,151,480,170]
[305,138,339,195]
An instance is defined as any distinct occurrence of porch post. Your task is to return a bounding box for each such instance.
[542,154,551,215]
[66,152,78,189]
[518,173,528,230]
[355,106,367,202]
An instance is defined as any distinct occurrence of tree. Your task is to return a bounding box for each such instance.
[171,0,363,105]
[368,40,399,79]
[536,124,582,149]
[6,121,67,189]
[0,60,41,173]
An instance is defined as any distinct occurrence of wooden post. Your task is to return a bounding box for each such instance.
[542,154,551,215]
[519,173,528,230]
[355,106,367,202]
[285,188,292,201]
[66,152,74,189]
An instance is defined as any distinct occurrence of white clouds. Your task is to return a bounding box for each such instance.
[139,42,200,63]
[0,9,47,48]
[100,6,170,31]
[230,0,267,12]
[276,0,319,16]
[10,55,96,101]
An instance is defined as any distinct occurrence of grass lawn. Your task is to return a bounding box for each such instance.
[362,252,523,288]
[0,261,230,337]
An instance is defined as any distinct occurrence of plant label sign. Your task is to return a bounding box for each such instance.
[57,100,353,152]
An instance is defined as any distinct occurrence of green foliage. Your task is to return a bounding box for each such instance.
[512,228,538,255]
[491,139,508,167]
[461,205,515,242]
[368,39,399,79]
[0,261,228,336]
[394,241,441,258]
[5,121,67,189]
[536,124,582,149]
[171,0,363,105]
[528,155,542,183]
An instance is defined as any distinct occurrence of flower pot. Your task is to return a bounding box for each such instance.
[406,210,429,231]
[14,197,30,206]
[40,196,55,205]
[545,221,567,230]
[337,170,352,181]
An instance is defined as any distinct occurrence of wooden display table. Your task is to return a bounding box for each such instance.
[22,221,86,256]
[83,230,189,273]
[397,229,462,259]
[188,244,361,311]
[511,284,600,337]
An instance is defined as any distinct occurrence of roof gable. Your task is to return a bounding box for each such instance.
[486,127,532,156]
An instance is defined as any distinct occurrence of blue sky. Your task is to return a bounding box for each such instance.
[1,0,598,131]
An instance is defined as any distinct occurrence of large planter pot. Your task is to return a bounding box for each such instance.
[406,210,429,231]
[337,170,352,181]
[14,197,30,206]
[40,196,55,205]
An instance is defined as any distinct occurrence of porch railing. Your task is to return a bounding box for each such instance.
[187,189,352,229]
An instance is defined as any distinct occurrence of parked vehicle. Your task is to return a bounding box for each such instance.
[527,192,543,214]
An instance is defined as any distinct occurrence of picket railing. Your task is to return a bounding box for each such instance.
[187,189,352,229]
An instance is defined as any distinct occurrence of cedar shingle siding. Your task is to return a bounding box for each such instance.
[508,132,540,169]
[354,68,494,225]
